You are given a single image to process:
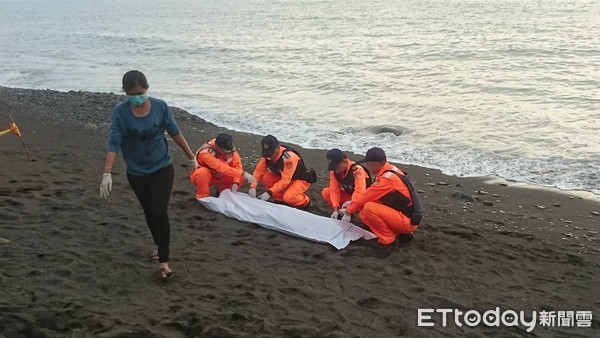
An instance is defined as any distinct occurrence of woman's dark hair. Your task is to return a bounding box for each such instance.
[122,70,149,91]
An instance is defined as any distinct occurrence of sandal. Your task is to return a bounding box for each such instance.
[160,267,174,279]
[150,249,159,262]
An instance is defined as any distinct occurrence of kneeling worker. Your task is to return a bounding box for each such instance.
[189,133,253,199]
[248,134,314,209]
[341,147,423,254]
[322,148,371,220]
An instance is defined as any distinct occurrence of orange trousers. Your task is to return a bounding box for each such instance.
[189,167,245,199]
[359,202,418,245]
[321,187,352,209]
[261,172,310,207]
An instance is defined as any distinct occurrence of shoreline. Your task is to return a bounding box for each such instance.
[480,175,600,204]
[3,85,599,199]
[1,86,599,336]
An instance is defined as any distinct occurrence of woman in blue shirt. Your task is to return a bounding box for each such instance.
[99,70,198,279]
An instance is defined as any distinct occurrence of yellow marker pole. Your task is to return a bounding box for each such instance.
[0,128,13,137]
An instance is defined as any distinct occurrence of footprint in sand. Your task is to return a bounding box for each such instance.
[172,189,190,196]
[357,297,381,309]
[409,286,426,293]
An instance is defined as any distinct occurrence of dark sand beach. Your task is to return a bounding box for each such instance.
[1,86,599,337]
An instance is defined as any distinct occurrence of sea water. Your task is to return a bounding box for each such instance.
[1,0,599,194]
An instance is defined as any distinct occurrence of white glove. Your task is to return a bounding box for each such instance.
[341,200,351,209]
[341,213,351,223]
[188,158,198,171]
[248,188,257,198]
[259,192,271,201]
[231,183,239,192]
[243,171,256,185]
[100,173,112,198]
[330,211,340,219]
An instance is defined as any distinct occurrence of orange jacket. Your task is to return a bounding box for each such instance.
[251,146,302,194]
[346,163,411,214]
[195,139,243,182]
[328,161,368,209]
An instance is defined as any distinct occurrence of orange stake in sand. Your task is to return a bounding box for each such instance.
[1,114,33,160]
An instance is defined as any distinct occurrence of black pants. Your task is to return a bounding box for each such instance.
[127,164,174,263]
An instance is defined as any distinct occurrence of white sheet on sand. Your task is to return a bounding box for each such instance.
[199,190,377,250]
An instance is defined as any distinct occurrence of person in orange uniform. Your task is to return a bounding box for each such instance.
[322,148,371,220]
[189,133,253,199]
[248,134,312,209]
[341,147,423,256]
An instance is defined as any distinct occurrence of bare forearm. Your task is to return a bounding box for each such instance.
[103,152,117,174]
[172,134,195,160]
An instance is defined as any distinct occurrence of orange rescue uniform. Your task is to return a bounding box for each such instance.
[321,161,368,209]
[189,138,244,199]
[251,146,310,207]
[346,163,418,245]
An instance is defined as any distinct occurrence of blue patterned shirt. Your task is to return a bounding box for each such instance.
[107,97,181,176]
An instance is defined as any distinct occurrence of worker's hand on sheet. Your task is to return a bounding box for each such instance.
[248,187,257,198]
[231,183,239,192]
[100,173,112,198]
[259,192,271,201]
[339,208,352,222]
[243,171,256,185]
[341,200,351,209]
[188,158,198,171]
[330,210,340,219]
